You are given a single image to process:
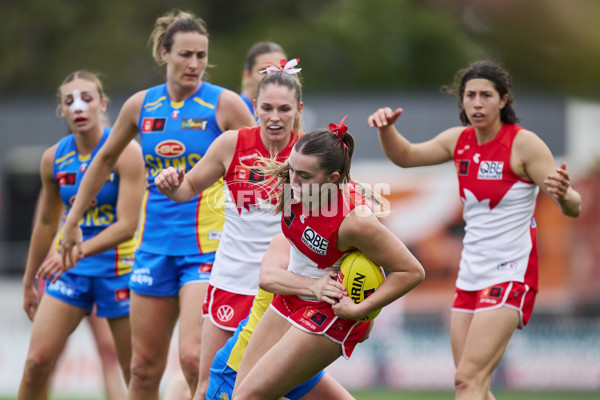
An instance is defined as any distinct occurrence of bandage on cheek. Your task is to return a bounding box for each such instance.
[69,89,89,113]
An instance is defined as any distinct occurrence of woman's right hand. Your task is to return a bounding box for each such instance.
[40,251,82,284]
[367,107,403,128]
[23,281,39,321]
[155,167,186,196]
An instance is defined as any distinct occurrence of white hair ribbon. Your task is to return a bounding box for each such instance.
[259,58,302,75]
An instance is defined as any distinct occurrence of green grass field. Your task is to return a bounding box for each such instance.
[3,390,598,400]
[350,390,600,399]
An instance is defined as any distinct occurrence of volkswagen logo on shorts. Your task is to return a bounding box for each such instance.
[217,305,234,322]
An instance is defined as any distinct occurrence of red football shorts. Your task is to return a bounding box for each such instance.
[270,294,370,359]
[452,281,537,329]
[202,284,255,331]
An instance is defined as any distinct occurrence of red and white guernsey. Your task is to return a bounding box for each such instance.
[281,182,365,300]
[210,126,296,295]
[453,124,539,292]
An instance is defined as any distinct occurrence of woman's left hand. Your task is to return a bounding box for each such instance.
[544,161,571,201]
[311,270,347,305]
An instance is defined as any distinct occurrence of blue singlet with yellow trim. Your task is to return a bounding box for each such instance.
[137,82,226,256]
[54,128,135,277]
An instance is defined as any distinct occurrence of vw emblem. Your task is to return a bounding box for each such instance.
[217,305,234,322]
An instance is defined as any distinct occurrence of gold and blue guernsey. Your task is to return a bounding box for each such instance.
[54,128,135,277]
[137,82,225,256]
[47,128,134,318]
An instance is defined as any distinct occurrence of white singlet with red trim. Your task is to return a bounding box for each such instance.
[209,126,296,295]
[453,124,540,291]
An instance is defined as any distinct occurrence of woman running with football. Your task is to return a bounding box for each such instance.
[367,60,581,400]
[232,117,425,400]
[205,232,356,400]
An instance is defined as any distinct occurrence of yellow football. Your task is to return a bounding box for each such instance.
[338,251,385,321]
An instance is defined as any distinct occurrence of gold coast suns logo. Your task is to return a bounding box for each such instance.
[155,140,186,158]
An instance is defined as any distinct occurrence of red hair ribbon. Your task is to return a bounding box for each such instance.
[259,58,302,75]
[329,115,349,149]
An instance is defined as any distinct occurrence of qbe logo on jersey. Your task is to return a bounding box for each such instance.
[477,161,503,180]
[302,226,328,255]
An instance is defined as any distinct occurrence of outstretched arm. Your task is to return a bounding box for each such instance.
[367,106,459,167]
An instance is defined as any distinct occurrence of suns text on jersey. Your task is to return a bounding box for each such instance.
[79,204,115,227]
[145,153,201,177]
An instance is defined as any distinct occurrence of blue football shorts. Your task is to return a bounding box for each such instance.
[45,270,130,318]
[129,249,215,297]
